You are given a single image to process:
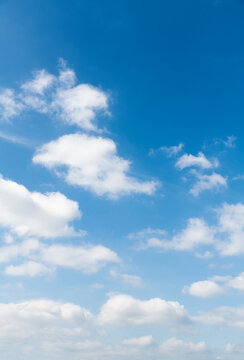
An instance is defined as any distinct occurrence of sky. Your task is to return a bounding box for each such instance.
[1,0,244,359]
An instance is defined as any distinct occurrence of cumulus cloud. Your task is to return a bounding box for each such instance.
[0,61,109,131]
[0,298,94,358]
[98,294,191,326]
[183,272,244,298]
[183,280,224,298]
[33,133,159,198]
[176,152,216,170]
[0,297,208,360]
[0,240,119,276]
[189,172,227,196]
[0,174,80,238]
[52,84,108,131]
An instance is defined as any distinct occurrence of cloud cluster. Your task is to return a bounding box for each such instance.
[0,63,108,131]
[160,144,227,196]
[183,271,244,298]
[0,295,210,360]
[132,202,244,256]
[0,238,119,276]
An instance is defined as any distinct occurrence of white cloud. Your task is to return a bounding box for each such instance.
[0,89,24,120]
[5,261,53,277]
[0,299,94,348]
[138,218,214,252]
[109,269,143,287]
[121,335,154,347]
[132,202,244,257]
[176,152,215,170]
[183,280,224,298]
[168,218,214,251]
[39,243,120,274]
[58,62,76,88]
[98,294,191,326]
[0,174,80,238]
[0,62,109,131]
[0,240,120,276]
[183,272,244,298]
[160,143,184,157]
[190,172,227,196]
[196,305,244,328]
[52,84,108,131]
[0,238,40,264]
[33,133,159,198]
[159,337,206,357]
[227,272,244,290]
[21,69,56,95]
[216,203,244,256]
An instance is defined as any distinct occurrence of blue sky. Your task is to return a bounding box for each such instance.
[1,0,244,359]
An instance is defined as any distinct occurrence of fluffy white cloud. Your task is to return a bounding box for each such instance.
[183,280,224,298]
[168,218,214,251]
[0,62,109,131]
[0,298,94,359]
[52,84,108,131]
[0,240,119,276]
[39,243,119,274]
[109,269,143,287]
[0,175,80,238]
[160,143,184,157]
[98,294,191,326]
[33,133,159,198]
[0,297,209,360]
[176,152,215,170]
[183,272,244,298]
[190,172,227,196]
[121,335,154,347]
[159,337,206,357]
